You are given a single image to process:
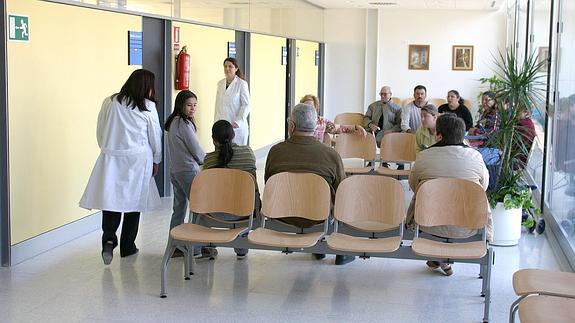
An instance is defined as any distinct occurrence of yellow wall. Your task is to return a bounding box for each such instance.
[295,40,319,106]
[7,0,141,244]
[171,23,235,150]
[250,34,287,150]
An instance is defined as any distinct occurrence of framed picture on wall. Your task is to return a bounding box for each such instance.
[538,46,549,73]
[452,45,474,71]
[408,45,430,70]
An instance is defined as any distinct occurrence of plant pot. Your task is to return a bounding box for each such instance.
[491,202,522,246]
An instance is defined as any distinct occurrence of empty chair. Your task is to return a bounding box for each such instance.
[334,112,364,126]
[248,172,331,249]
[391,97,401,106]
[160,168,256,298]
[509,268,575,323]
[463,99,474,110]
[327,175,405,253]
[518,295,575,323]
[376,132,416,179]
[411,178,493,322]
[335,132,377,174]
[429,98,447,107]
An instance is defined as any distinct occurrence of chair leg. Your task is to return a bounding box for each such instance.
[508,296,527,323]
[183,245,190,281]
[185,242,195,276]
[482,247,494,322]
[160,238,176,298]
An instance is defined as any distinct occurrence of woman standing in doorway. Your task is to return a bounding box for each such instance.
[80,69,162,265]
[214,57,251,145]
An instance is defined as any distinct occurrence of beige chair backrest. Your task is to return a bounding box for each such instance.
[429,98,447,107]
[391,97,401,106]
[463,99,474,110]
[334,132,376,160]
[334,112,364,126]
[322,133,332,146]
[334,175,405,226]
[401,98,412,107]
[415,178,489,229]
[262,172,331,221]
[190,168,255,216]
[379,132,416,162]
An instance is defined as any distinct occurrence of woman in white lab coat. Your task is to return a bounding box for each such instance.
[214,57,251,145]
[80,69,162,265]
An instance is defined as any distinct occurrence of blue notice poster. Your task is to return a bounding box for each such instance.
[128,31,143,65]
[228,42,236,58]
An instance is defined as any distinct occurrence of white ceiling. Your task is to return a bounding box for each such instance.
[306,0,505,10]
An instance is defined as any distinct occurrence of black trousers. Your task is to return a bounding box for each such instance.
[102,210,140,257]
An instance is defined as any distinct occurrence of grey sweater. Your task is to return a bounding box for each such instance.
[167,116,205,173]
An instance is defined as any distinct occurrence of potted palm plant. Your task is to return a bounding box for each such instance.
[485,48,546,246]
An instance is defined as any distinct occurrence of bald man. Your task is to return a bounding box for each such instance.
[363,86,402,145]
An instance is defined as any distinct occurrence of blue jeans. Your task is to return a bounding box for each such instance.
[169,170,198,230]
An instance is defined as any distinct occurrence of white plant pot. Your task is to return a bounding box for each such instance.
[491,202,522,246]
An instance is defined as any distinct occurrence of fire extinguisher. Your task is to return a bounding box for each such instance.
[175,46,190,90]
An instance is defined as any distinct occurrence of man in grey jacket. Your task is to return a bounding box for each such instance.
[363,86,402,145]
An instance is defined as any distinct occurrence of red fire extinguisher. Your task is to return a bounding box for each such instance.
[175,46,190,90]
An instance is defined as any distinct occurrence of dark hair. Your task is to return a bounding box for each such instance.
[448,89,464,105]
[165,90,198,131]
[114,69,156,112]
[223,57,245,80]
[414,85,427,93]
[436,113,465,145]
[212,120,235,167]
[483,91,496,100]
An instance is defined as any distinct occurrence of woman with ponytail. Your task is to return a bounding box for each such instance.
[165,90,205,236]
[201,119,257,259]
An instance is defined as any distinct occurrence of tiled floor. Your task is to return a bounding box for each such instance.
[0,163,567,322]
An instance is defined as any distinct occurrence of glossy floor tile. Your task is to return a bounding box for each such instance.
[0,172,567,323]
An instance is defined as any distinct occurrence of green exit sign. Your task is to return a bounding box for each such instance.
[9,14,29,42]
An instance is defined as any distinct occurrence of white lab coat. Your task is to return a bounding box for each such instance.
[79,96,162,212]
[214,76,251,145]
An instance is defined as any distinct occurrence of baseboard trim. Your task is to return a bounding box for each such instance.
[10,197,172,265]
[10,211,102,265]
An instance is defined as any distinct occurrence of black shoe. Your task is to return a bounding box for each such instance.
[312,253,326,260]
[335,255,355,265]
[397,164,405,170]
[101,241,114,265]
[120,248,139,258]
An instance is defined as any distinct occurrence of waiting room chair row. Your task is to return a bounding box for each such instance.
[160,169,494,322]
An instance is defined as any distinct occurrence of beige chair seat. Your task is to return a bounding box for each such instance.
[412,237,486,259]
[345,220,398,232]
[376,167,411,178]
[248,227,324,248]
[519,295,575,323]
[345,166,372,174]
[513,268,575,297]
[327,233,401,253]
[170,223,247,243]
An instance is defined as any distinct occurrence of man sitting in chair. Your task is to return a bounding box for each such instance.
[407,113,493,276]
[265,103,354,265]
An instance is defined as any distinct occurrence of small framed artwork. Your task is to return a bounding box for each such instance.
[408,45,430,70]
[538,46,549,73]
[452,45,474,71]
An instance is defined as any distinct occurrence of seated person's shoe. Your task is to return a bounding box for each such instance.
[312,253,326,260]
[335,255,355,265]
[101,241,114,265]
[440,263,453,276]
[171,248,185,258]
[396,163,405,170]
[426,260,440,269]
[200,247,218,260]
[235,248,248,260]
[380,162,390,168]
